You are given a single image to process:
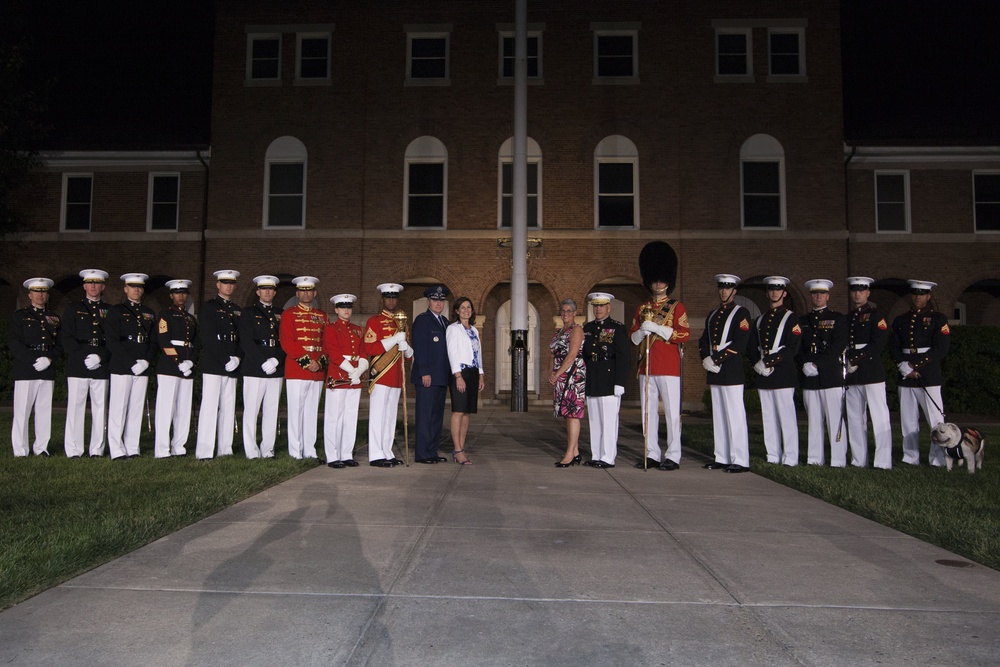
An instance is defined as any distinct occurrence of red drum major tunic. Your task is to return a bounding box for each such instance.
[363,311,405,389]
[280,305,329,381]
[323,318,365,389]
[629,299,690,376]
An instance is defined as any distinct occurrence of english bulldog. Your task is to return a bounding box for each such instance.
[931,422,986,474]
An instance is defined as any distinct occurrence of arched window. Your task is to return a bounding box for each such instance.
[404,136,447,228]
[594,135,638,228]
[740,134,785,229]
[498,137,542,228]
[264,136,307,228]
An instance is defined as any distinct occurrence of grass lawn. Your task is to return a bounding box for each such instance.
[681,420,1000,572]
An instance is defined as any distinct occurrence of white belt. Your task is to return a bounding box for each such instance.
[850,343,867,350]
[170,340,191,347]
[902,347,930,354]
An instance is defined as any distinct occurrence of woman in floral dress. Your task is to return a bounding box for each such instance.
[549,298,586,467]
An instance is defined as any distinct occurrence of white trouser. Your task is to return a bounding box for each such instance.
[196,374,237,459]
[710,384,749,467]
[108,374,149,459]
[899,385,945,466]
[639,373,681,463]
[155,375,193,458]
[803,387,845,466]
[368,384,400,461]
[325,388,361,462]
[65,377,108,457]
[586,394,621,464]
[846,382,892,469]
[11,379,53,457]
[286,379,322,459]
[759,387,799,465]
[243,376,283,458]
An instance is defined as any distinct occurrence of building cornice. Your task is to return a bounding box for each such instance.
[37,150,211,169]
[845,144,1000,165]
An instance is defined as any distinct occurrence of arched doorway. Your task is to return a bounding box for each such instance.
[495,300,539,394]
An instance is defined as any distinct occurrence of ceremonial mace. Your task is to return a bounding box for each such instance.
[639,304,658,470]
[393,310,410,467]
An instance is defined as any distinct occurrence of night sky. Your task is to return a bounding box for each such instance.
[12,0,1000,149]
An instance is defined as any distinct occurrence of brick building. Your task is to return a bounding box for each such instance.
[6,0,1000,407]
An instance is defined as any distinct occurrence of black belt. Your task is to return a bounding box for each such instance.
[589,353,616,361]
[76,338,105,346]
[120,335,147,343]
[254,339,278,347]
[216,334,238,341]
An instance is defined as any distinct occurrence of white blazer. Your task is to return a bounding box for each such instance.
[446,322,484,375]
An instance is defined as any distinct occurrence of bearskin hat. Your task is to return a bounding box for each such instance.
[638,241,677,293]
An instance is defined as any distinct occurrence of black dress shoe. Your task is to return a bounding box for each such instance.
[583,459,597,467]
[128,454,140,459]
[703,461,729,470]
[369,459,393,468]
[433,456,448,463]
[636,457,660,469]
[344,459,359,467]
[415,458,439,464]
[723,464,749,473]
[591,461,615,469]
[390,458,405,466]
[328,461,346,468]
[37,451,50,457]
[658,459,679,471]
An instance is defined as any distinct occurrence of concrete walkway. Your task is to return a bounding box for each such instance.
[1,407,998,666]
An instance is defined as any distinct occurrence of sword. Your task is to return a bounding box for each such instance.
[836,350,848,442]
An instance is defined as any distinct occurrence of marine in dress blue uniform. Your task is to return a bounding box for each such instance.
[60,269,111,457]
[8,278,60,457]
[888,279,950,466]
[582,292,630,467]
[196,269,242,459]
[154,279,199,458]
[410,284,452,463]
[698,274,752,472]
[748,276,803,466]
[104,273,156,459]
[239,275,286,459]
[844,276,892,469]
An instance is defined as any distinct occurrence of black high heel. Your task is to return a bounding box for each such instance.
[555,454,582,468]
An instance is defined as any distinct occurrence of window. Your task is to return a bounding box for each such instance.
[147,173,180,231]
[875,171,910,233]
[406,28,451,84]
[264,136,307,228]
[296,33,331,81]
[974,172,1000,232]
[61,174,93,231]
[768,28,805,76]
[594,135,638,228]
[740,134,785,229]
[498,137,541,228]
[592,23,639,81]
[716,28,752,77]
[404,136,447,228]
[498,32,541,79]
[247,34,281,82]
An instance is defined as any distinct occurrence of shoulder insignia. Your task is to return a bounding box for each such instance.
[364,328,377,343]
[677,312,689,328]
[941,323,950,335]
[877,318,887,330]
[739,318,750,331]
[791,324,802,336]
[158,318,168,334]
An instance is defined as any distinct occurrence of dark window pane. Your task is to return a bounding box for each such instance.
[598,35,633,57]
[718,54,747,76]
[598,56,634,77]
[527,163,538,195]
[300,58,328,78]
[718,33,746,54]
[503,37,515,58]
[599,163,633,194]
[270,164,303,195]
[975,203,1000,231]
[65,204,90,230]
[742,162,779,194]
[252,60,279,79]
[501,197,512,227]
[876,174,905,202]
[975,174,1000,201]
[66,177,91,203]
[501,163,512,193]
[301,38,327,58]
[411,58,446,78]
[408,196,443,227]
[771,54,800,75]
[268,196,303,227]
[152,176,178,202]
[598,196,634,227]
[411,38,445,58]
[253,39,279,59]
[770,33,799,54]
[877,203,906,231]
[409,163,443,195]
[743,195,781,227]
[151,203,178,230]
[527,195,538,227]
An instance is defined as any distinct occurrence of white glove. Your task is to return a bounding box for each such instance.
[33,357,51,372]
[261,357,278,375]
[131,359,149,376]
[178,360,194,374]
[382,332,405,351]
[753,359,773,377]
[847,363,859,375]
[396,339,410,353]
[84,353,102,370]
[182,369,192,377]
[403,346,413,359]
[702,356,721,373]
[802,362,819,377]
[225,356,240,372]
[339,358,357,374]
[898,361,913,378]
[356,357,370,375]
[640,320,673,340]
[613,385,625,397]
[630,329,648,345]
